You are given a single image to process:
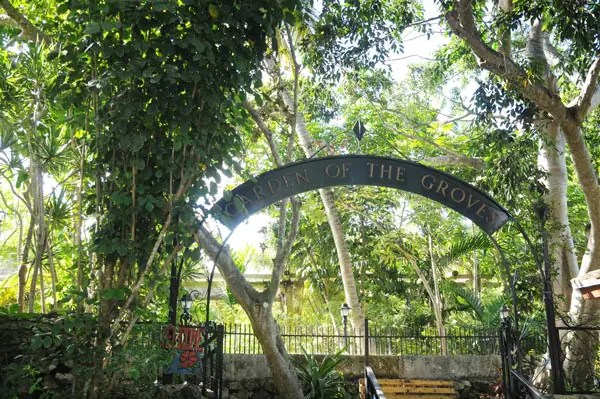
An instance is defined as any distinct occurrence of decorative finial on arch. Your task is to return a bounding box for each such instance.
[353,119,366,142]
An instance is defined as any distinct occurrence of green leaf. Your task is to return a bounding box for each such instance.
[233,196,245,212]
[101,287,130,301]
[32,336,43,350]
[43,336,52,349]
[208,4,219,19]
[128,367,141,380]
[52,324,62,336]
[135,158,145,170]
[85,22,101,34]
[145,200,154,212]
[16,170,29,188]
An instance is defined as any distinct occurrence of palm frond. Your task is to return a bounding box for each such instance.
[481,296,507,328]
[447,284,484,321]
[46,189,72,229]
[438,233,490,267]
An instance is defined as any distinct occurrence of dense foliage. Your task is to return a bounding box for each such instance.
[3,0,600,395]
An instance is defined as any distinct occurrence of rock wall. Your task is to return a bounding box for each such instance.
[0,317,501,399]
[0,315,39,382]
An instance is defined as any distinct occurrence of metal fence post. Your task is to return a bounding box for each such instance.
[202,323,210,396]
[500,319,512,399]
[216,324,224,399]
[365,318,370,368]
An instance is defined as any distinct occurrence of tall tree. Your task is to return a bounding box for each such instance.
[1,0,304,396]
[443,0,600,388]
[304,0,600,388]
[196,97,305,397]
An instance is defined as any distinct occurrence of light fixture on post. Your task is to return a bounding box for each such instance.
[500,305,510,322]
[180,290,200,325]
[499,304,514,398]
[340,303,351,349]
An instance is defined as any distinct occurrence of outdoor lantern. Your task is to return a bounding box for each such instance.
[500,305,510,321]
[179,290,200,325]
[340,303,351,319]
[340,303,351,349]
[180,292,194,314]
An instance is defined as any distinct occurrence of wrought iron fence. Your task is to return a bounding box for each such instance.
[223,324,500,356]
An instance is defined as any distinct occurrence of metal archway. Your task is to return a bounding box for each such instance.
[209,155,518,319]
[212,155,510,234]
[206,154,561,390]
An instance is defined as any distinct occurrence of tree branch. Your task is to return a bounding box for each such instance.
[194,225,258,305]
[268,198,300,301]
[575,57,600,122]
[0,0,51,44]
[374,104,484,170]
[405,15,443,29]
[445,0,569,122]
[424,155,485,170]
[0,168,32,213]
[242,100,284,167]
[0,13,18,28]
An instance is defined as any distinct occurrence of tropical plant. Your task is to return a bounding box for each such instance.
[447,284,506,328]
[293,348,348,399]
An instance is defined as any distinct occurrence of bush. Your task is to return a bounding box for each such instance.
[293,348,348,399]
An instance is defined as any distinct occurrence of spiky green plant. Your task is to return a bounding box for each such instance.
[293,348,347,399]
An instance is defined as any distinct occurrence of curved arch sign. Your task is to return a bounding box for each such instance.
[212,155,511,234]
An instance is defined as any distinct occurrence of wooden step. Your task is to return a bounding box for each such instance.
[384,395,457,399]
[382,386,456,394]
[359,378,458,399]
[378,379,455,387]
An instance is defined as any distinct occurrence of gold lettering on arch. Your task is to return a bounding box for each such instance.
[214,156,510,234]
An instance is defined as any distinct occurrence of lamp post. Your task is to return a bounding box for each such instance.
[180,290,200,325]
[500,305,510,322]
[340,303,351,349]
[499,305,514,399]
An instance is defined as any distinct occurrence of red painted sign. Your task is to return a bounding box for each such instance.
[162,325,205,352]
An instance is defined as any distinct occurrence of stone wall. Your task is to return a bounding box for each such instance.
[222,354,501,399]
[0,317,501,398]
[0,315,39,382]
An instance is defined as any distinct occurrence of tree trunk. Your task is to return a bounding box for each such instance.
[399,245,444,350]
[428,231,447,355]
[472,249,480,295]
[28,161,46,313]
[279,88,365,333]
[18,220,33,311]
[321,288,338,331]
[39,245,46,313]
[47,235,58,310]
[248,302,305,399]
[538,123,579,313]
[528,21,598,388]
[195,224,304,399]
[75,144,86,303]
